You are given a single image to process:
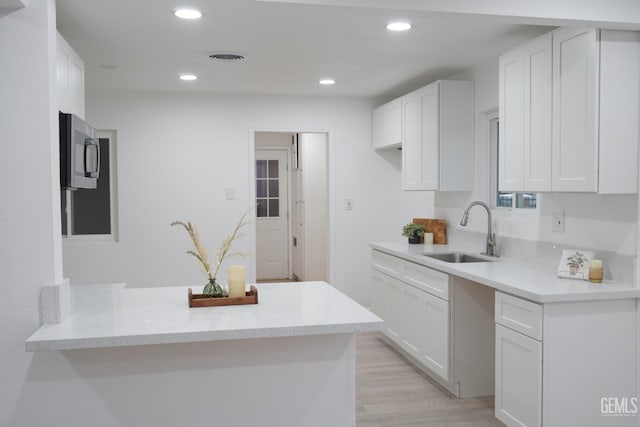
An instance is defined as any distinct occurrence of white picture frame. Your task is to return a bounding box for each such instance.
[557,249,595,281]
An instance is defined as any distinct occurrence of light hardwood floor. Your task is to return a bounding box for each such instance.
[356,333,504,427]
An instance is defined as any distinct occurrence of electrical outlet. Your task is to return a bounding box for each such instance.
[552,211,565,233]
[344,198,353,210]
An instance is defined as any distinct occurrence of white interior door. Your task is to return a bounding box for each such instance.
[256,149,290,280]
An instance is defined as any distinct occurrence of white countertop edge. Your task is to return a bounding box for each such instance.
[25,282,384,352]
[26,321,383,352]
[370,242,640,303]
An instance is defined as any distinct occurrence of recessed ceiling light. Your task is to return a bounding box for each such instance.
[179,74,198,81]
[174,8,202,19]
[386,22,411,32]
[319,79,335,86]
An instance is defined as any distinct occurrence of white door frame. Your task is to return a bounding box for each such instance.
[248,129,333,286]
[255,145,293,279]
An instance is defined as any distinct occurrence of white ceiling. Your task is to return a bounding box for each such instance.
[56,0,553,100]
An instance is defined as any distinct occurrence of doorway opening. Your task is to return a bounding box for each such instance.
[254,131,329,283]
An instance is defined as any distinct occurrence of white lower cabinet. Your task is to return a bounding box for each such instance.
[373,250,638,426]
[495,324,542,427]
[401,281,450,381]
[495,292,543,427]
[371,252,450,382]
[494,292,636,427]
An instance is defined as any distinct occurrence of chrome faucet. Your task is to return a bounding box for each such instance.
[459,201,497,257]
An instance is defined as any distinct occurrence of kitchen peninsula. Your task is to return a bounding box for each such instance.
[27,282,382,427]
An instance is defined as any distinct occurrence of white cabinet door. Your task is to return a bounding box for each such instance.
[438,80,474,192]
[401,282,450,382]
[498,33,551,193]
[56,32,85,118]
[370,270,386,320]
[422,291,449,381]
[495,324,542,427]
[552,28,599,192]
[597,30,640,194]
[371,270,402,343]
[385,277,403,342]
[523,33,552,192]
[373,98,402,149]
[402,86,431,190]
[419,84,440,190]
[400,283,424,359]
[499,48,525,192]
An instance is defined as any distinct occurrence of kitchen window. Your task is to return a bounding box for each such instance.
[61,129,119,240]
[490,116,537,210]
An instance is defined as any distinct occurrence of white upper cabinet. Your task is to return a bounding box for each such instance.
[500,32,553,193]
[597,30,640,194]
[524,34,553,192]
[498,47,525,192]
[372,98,402,149]
[551,28,599,192]
[57,33,85,119]
[499,27,639,194]
[402,80,474,191]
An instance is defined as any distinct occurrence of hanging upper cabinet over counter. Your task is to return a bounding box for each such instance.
[402,80,474,191]
[373,80,474,191]
[373,98,402,150]
[499,28,640,194]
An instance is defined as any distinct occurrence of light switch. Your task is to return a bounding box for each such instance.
[344,198,353,210]
[225,188,235,200]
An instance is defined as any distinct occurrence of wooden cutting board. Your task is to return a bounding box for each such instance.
[413,218,447,244]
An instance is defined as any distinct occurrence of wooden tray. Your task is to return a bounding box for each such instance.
[188,285,259,308]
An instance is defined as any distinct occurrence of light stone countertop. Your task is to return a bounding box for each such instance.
[371,242,640,303]
[26,281,383,351]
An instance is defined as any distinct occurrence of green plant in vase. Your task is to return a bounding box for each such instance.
[401,223,425,244]
[171,206,253,297]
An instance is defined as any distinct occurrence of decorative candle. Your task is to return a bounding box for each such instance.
[589,259,603,283]
[423,232,434,245]
[228,265,246,297]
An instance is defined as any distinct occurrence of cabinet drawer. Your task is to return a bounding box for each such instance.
[495,292,543,340]
[372,251,403,277]
[403,262,450,301]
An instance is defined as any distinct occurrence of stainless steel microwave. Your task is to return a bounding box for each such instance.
[59,112,100,190]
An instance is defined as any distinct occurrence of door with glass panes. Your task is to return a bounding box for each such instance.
[255,149,290,280]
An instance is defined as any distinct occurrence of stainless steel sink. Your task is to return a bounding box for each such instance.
[423,252,494,263]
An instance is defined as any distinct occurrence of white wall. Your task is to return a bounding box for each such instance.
[0,1,68,424]
[296,133,328,281]
[62,91,432,305]
[435,56,638,255]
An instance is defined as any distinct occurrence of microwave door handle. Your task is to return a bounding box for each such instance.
[95,139,100,178]
[84,138,100,178]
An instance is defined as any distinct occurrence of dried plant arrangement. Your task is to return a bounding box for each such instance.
[171,206,254,297]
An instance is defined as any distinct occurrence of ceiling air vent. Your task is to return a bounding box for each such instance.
[209,53,244,62]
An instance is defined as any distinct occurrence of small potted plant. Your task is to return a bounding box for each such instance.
[401,223,425,244]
